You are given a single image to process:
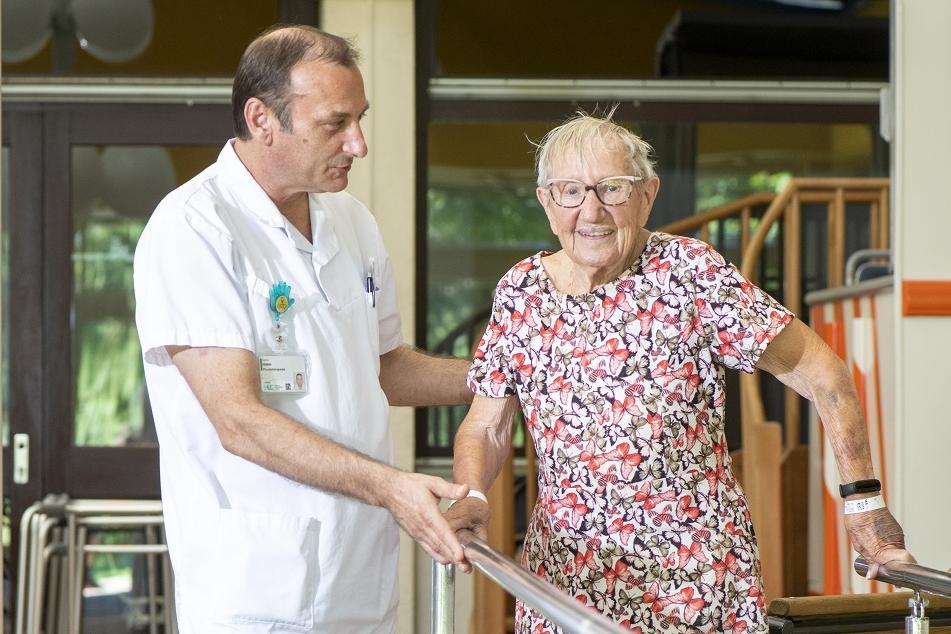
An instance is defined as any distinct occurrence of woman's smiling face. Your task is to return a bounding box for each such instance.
[537,144,659,284]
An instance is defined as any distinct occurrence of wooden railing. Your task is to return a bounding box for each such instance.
[735,178,888,601]
[469,177,890,632]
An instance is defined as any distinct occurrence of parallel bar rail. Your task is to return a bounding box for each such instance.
[432,530,629,634]
[855,557,951,599]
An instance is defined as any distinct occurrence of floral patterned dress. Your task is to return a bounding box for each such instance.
[468,232,793,633]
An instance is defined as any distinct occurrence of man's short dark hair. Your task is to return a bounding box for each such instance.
[232,25,360,140]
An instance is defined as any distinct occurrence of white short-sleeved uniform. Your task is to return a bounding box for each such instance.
[134,141,402,633]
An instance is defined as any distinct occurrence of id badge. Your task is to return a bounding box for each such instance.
[259,353,308,394]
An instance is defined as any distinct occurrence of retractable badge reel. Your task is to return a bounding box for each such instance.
[258,281,308,394]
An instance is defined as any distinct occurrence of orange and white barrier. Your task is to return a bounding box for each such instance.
[805,277,895,595]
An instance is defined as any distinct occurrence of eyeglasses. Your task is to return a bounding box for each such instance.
[544,176,643,208]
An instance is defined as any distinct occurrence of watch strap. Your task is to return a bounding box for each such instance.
[839,478,881,498]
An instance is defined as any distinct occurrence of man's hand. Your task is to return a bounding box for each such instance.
[443,497,490,573]
[381,472,469,566]
[844,506,916,579]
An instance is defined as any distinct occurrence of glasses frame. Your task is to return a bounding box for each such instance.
[544,175,644,208]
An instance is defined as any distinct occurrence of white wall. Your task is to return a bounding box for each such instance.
[891,0,951,567]
[320,1,419,631]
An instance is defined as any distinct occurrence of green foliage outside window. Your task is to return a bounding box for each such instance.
[72,216,147,446]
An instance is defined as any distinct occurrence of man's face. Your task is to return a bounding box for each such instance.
[269,59,369,194]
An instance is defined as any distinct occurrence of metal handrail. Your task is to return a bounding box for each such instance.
[855,557,951,599]
[431,530,629,634]
[855,557,951,633]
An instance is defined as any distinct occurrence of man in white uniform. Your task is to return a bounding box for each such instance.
[134,26,473,633]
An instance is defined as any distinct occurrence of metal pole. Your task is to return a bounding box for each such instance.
[855,557,951,599]
[459,531,630,634]
[15,503,40,634]
[430,561,454,634]
[906,591,929,634]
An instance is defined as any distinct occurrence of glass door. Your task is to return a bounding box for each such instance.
[2,100,232,625]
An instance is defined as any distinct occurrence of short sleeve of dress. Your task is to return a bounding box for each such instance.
[689,240,794,373]
[467,281,517,398]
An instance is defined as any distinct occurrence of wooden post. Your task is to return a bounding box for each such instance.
[472,448,515,633]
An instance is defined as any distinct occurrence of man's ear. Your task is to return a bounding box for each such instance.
[244,98,272,142]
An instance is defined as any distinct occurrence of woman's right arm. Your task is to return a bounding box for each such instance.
[444,394,521,567]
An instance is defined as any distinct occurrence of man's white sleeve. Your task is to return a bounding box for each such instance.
[134,209,254,367]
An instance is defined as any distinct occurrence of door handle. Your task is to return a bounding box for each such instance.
[13,433,29,484]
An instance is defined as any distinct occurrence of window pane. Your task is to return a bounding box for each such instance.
[71,145,218,447]
[427,122,557,352]
[433,1,889,79]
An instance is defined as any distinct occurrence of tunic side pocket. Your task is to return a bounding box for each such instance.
[212,508,320,630]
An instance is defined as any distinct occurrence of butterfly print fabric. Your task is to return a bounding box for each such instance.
[468,232,793,633]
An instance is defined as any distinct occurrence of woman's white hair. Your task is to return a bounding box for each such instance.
[534,107,656,186]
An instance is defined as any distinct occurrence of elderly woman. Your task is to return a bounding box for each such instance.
[446,112,912,633]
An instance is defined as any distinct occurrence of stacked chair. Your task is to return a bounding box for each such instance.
[15,495,176,634]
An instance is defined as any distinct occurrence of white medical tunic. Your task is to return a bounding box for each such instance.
[134,141,402,633]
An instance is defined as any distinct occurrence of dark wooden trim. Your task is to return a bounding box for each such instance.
[67,447,161,498]
[44,110,73,494]
[5,111,47,608]
[67,103,234,144]
[414,0,437,451]
[279,0,320,26]
[7,111,47,499]
[429,100,880,125]
[0,102,231,144]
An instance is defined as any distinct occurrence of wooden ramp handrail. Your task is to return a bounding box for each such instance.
[770,592,951,617]
[474,177,890,632]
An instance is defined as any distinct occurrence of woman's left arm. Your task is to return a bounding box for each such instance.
[756,318,914,567]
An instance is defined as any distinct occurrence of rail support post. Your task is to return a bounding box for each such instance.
[430,561,455,634]
[906,590,929,634]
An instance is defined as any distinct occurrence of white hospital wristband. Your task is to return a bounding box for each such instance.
[844,494,886,515]
[466,490,488,504]
[448,489,487,508]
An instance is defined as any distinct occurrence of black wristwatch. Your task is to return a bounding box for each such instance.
[838,478,881,498]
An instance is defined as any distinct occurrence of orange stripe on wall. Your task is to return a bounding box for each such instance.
[902,280,951,316]
[850,298,869,422]
[812,304,842,595]
[859,296,887,594]
[832,300,847,360]
[869,298,888,501]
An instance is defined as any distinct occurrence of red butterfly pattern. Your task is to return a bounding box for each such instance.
[602,292,633,320]
[643,256,672,284]
[466,235,785,632]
